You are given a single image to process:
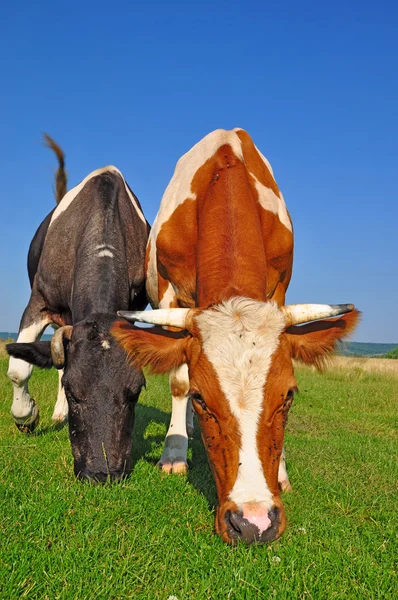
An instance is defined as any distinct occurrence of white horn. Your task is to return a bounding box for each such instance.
[282,303,355,327]
[117,308,191,329]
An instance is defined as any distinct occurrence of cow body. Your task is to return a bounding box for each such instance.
[112,128,359,543]
[146,128,293,309]
[7,150,149,481]
[146,128,293,484]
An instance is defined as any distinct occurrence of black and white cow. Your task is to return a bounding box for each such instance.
[7,137,150,482]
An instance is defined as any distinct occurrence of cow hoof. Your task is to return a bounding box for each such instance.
[14,404,40,434]
[51,414,68,427]
[186,424,195,439]
[157,460,188,475]
[52,416,68,431]
[279,479,292,493]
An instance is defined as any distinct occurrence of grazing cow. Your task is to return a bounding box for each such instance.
[112,128,359,544]
[7,136,149,482]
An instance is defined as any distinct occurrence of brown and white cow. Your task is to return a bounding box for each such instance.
[112,128,359,544]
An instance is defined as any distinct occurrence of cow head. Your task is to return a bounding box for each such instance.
[7,313,145,482]
[112,298,359,544]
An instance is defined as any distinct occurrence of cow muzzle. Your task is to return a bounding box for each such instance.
[217,499,285,545]
[76,467,130,484]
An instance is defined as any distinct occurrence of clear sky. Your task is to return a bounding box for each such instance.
[1,1,397,342]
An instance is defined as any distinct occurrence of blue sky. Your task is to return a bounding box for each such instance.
[1,1,397,342]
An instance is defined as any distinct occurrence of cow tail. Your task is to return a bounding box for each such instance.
[43,133,68,204]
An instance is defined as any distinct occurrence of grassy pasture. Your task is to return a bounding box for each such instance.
[0,355,397,600]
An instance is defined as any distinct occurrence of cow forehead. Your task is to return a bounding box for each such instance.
[195,298,286,414]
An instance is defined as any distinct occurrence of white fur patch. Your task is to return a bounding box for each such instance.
[95,244,115,258]
[118,171,146,224]
[8,319,52,420]
[52,369,68,422]
[195,298,285,508]
[7,320,51,384]
[49,166,146,226]
[160,281,177,307]
[252,174,292,232]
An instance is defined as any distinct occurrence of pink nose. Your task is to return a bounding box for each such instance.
[243,503,272,533]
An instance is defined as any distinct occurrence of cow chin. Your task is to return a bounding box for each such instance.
[69,410,134,484]
[74,460,131,484]
[72,446,132,484]
[215,496,286,545]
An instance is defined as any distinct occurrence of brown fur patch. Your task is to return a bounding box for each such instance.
[258,338,297,497]
[236,128,280,197]
[190,144,269,304]
[286,309,361,369]
[188,349,241,505]
[170,374,189,398]
[111,321,190,374]
[43,133,67,204]
[156,198,197,308]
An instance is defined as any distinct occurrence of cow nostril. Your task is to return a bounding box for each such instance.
[268,506,280,524]
[225,510,242,536]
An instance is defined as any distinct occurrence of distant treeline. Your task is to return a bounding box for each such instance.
[338,341,398,358]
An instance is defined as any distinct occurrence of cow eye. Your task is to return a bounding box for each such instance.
[284,388,296,408]
[65,389,79,405]
[125,389,140,405]
[63,384,82,405]
[190,391,206,410]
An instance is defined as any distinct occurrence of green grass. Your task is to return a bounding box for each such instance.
[0,358,397,599]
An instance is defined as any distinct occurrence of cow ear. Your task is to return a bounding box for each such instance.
[285,309,361,369]
[6,342,54,369]
[111,321,191,374]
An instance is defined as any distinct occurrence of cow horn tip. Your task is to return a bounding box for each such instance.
[117,311,136,322]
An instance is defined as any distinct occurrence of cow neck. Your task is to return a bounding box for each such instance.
[70,221,131,323]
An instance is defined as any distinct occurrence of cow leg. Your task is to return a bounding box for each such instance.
[278,446,292,492]
[7,297,51,432]
[51,369,68,424]
[186,397,195,438]
[158,363,190,474]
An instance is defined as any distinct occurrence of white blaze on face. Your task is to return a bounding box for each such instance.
[195,298,285,510]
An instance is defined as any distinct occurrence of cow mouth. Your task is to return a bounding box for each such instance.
[224,506,281,544]
[216,500,285,545]
[76,469,130,484]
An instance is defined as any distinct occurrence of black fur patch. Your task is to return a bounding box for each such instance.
[6,342,53,369]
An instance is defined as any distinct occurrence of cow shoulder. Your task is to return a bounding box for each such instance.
[235,129,294,305]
